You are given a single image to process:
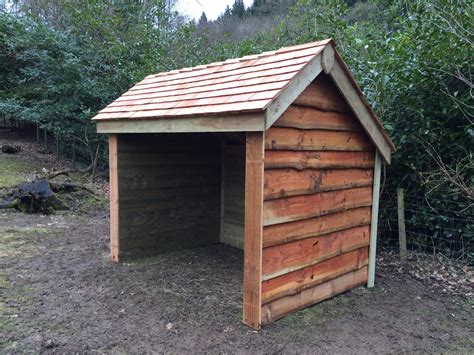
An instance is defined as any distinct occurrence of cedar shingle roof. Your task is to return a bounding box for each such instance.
[93,39,332,120]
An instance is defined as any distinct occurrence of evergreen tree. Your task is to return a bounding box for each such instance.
[198,11,207,27]
[231,0,245,18]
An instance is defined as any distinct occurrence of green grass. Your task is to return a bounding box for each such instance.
[0,227,54,258]
[0,154,43,188]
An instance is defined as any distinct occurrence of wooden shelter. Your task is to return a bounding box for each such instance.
[93,39,395,329]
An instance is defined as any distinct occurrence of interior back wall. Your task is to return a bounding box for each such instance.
[117,133,221,258]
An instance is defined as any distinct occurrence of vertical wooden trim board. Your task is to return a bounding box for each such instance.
[243,132,264,329]
[367,151,382,287]
[109,134,120,262]
[219,141,226,242]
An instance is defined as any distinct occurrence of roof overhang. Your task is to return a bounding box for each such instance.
[264,43,394,164]
[94,40,395,164]
[96,112,266,133]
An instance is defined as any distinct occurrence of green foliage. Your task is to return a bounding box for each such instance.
[0,0,472,258]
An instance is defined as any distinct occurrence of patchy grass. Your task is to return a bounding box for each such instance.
[0,154,42,188]
[0,223,58,352]
[0,226,55,258]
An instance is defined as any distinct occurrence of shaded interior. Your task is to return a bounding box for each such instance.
[117,132,245,258]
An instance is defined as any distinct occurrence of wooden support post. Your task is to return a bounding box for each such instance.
[72,138,76,169]
[243,131,264,329]
[397,188,407,259]
[219,140,226,242]
[109,134,120,262]
[91,144,100,181]
[56,135,60,161]
[367,151,381,288]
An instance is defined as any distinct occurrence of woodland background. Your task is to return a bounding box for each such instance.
[0,0,472,260]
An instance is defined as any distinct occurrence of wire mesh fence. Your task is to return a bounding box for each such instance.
[378,188,473,264]
[1,115,108,178]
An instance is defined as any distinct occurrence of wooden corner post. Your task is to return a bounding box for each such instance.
[243,131,264,329]
[367,151,382,287]
[109,134,120,262]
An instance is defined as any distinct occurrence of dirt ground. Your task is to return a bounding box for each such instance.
[1,131,473,353]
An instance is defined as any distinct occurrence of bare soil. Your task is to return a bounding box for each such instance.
[1,130,473,354]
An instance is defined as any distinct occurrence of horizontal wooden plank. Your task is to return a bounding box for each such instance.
[120,223,219,257]
[265,127,373,151]
[264,150,374,170]
[292,78,350,112]
[263,206,371,247]
[275,105,359,131]
[329,56,393,163]
[262,247,368,304]
[261,266,368,324]
[264,168,373,200]
[96,112,266,133]
[263,186,372,226]
[120,186,220,204]
[262,225,370,279]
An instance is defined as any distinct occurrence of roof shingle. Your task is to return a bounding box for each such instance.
[93,39,332,121]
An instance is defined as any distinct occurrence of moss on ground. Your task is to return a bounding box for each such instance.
[0,225,56,351]
[0,154,42,188]
[0,227,55,258]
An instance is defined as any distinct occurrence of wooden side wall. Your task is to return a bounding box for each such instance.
[117,133,221,258]
[261,74,375,325]
[220,142,245,249]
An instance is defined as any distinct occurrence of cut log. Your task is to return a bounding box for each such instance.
[264,168,373,200]
[262,225,370,279]
[265,127,372,151]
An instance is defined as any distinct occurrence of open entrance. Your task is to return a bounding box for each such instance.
[115,132,246,257]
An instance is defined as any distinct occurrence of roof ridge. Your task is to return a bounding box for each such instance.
[145,39,332,80]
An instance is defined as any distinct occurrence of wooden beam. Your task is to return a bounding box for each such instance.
[263,186,373,226]
[219,141,226,243]
[274,105,360,131]
[322,44,335,74]
[265,127,373,152]
[264,150,375,170]
[367,151,382,287]
[95,112,265,133]
[328,57,392,164]
[264,168,373,200]
[262,248,368,304]
[263,207,372,247]
[292,82,350,112]
[397,188,407,259]
[261,266,368,324]
[243,132,264,329]
[265,50,324,129]
[109,134,120,262]
[262,225,370,280]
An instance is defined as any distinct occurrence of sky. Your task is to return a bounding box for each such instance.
[176,0,254,21]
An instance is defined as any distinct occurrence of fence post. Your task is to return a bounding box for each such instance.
[72,138,76,169]
[91,144,100,182]
[397,188,407,259]
[56,134,60,161]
